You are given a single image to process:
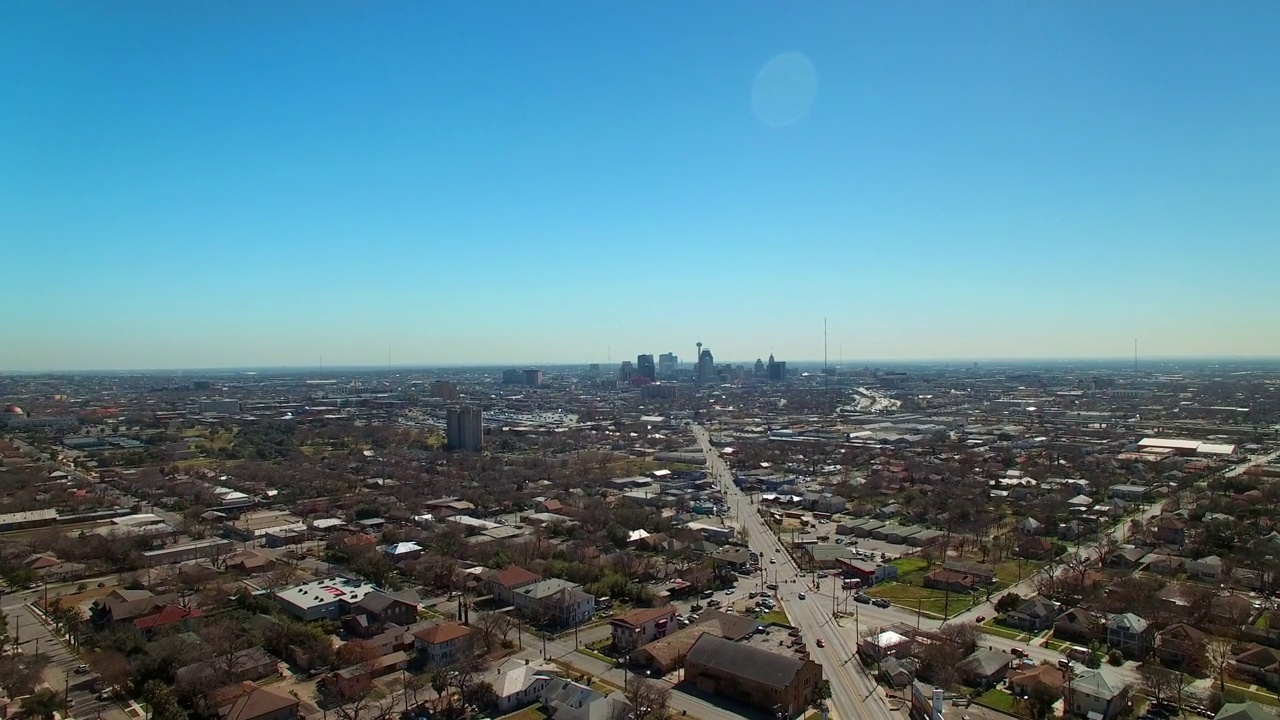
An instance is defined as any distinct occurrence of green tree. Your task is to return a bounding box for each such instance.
[143,679,188,720]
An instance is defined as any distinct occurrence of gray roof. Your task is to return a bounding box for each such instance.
[1071,669,1125,699]
[1216,703,1278,720]
[1108,612,1149,634]
[960,649,1010,677]
[686,633,806,690]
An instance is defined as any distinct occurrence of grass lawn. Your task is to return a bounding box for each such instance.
[1044,638,1071,652]
[1224,684,1280,707]
[577,648,615,665]
[976,689,1019,714]
[979,619,1031,642]
[890,556,930,576]
[500,707,549,720]
[761,608,791,625]
[867,583,964,618]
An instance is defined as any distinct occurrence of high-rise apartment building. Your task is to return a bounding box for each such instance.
[696,348,715,381]
[502,369,523,385]
[430,380,458,401]
[524,369,544,387]
[767,355,786,381]
[657,353,678,377]
[446,406,484,452]
[636,354,656,382]
[619,361,635,382]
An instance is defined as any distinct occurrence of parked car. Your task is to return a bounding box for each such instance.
[854,594,871,604]
[75,664,90,674]
[871,598,891,608]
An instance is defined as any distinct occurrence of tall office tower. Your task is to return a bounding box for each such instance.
[754,358,765,377]
[588,363,601,377]
[636,354,656,381]
[524,369,544,387]
[501,369,523,385]
[430,380,458,401]
[446,405,484,452]
[696,347,715,381]
[657,353,678,377]
[619,361,635,382]
[767,354,787,381]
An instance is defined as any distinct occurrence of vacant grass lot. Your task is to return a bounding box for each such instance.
[977,689,1019,714]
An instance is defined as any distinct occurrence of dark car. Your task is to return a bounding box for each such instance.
[854,593,871,604]
[871,598,891,608]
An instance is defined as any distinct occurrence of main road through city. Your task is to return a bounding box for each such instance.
[692,425,900,720]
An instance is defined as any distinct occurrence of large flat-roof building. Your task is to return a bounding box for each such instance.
[275,576,378,621]
[684,633,823,719]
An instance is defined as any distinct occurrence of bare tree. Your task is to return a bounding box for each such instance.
[1139,663,1179,706]
[622,677,671,720]
[1204,637,1236,694]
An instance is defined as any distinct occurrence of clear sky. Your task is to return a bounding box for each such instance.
[4,2,1279,371]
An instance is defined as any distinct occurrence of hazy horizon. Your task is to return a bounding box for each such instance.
[5,2,1278,371]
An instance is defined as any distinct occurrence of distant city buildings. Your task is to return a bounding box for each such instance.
[502,369,523,385]
[430,380,458,401]
[767,354,787,381]
[657,353,678,377]
[696,344,715,382]
[446,405,484,452]
[636,354,656,382]
[754,358,765,377]
[198,399,241,414]
[524,369,544,387]
[619,361,635,383]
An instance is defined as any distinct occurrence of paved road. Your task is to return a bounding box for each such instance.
[3,589,129,720]
[693,425,901,720]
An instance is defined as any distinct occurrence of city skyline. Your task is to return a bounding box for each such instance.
[5,2,1280,371]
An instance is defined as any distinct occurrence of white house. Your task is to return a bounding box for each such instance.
[1187,555,1227,582]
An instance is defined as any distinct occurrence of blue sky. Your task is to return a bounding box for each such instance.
[4,2,1279,370]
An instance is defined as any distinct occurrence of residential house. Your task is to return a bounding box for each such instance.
[412,622,474,667]
[490,565,542,606]
[326,650,409,699]
[350,590,418,634]
[1106,547,1150,572]
[211,682,299,720]
[1188,556,1228,583]
[1006,665,1066,699]
[685,634,823,719]
[1215,702,1278,720]
[384,542,423,563]
[1067,670,1130,720]
[274,576,378,621]
[1054,607,1100,644]
[1232,645,1280,691]
[91,589,178,627]
[539,677,629,720]
[1018,517,1044,535]
[1006,597,1060,633]
[922,568,975,594]
[175,647,280,689]
[609,606,677,654]
[133,604,204,635]
[1105,613,1151,657]
[492,658,562,713]
[878,656,920,688]
[1154,516,1188,545]
[1211,595,1256,628]
[957,650,1010,688]
[513,579,595,628]
[942,562,996,585]
[1154,623,1206,668]
[1017,536,1056,560]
